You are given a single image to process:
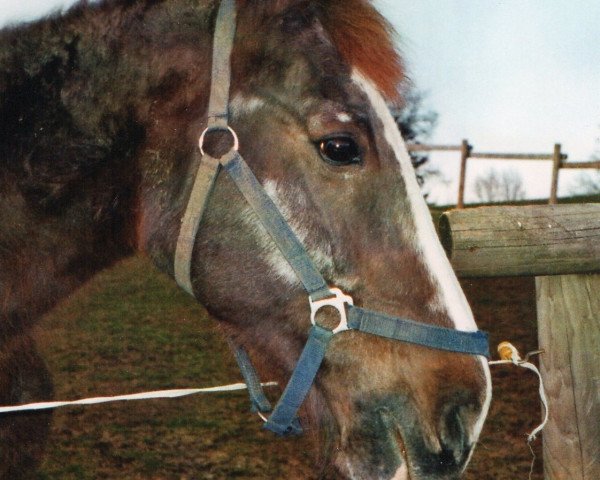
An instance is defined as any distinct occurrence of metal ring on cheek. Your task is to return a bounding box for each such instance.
[198,125,239,156]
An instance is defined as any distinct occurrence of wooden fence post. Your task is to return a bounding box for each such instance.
[549,143,562,205]
[536,274,600,479]
[439,204,600,478]
[457,139,470,209]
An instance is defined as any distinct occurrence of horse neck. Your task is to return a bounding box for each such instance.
[0,1,218,332]
[0,2,175,333]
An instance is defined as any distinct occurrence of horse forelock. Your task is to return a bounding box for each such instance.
[320,0,404,102]
[236,0,403,102]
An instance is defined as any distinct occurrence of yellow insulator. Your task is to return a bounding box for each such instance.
[497,341,520,362]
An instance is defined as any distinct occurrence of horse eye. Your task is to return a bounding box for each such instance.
[318,136,361,166]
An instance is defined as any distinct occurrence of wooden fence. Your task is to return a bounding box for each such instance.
[407,141,600,208]
[440,204,600,480]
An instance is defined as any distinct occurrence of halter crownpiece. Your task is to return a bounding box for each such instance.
[174,0,489,436]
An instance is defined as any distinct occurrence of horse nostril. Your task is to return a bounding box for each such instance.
[439,404,470,469]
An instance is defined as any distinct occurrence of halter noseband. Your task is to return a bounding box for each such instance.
[174,0,489,436]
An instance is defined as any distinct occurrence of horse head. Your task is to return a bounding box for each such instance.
[134,1,492,478]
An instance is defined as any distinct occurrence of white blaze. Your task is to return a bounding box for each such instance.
[352,71,475,332]
[352,71,492,441]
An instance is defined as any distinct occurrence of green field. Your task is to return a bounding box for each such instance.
[36,256,316,479]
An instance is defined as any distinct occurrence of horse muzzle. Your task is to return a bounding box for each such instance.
[334,393,479,480]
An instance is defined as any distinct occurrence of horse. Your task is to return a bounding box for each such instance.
[0,1,492,478]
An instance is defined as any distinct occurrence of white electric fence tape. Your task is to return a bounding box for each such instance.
[488,342,549,442]
[0,382,278,414]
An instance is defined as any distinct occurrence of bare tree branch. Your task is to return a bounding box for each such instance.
[473,168,526,203]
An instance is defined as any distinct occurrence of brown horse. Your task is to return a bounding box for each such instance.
[0,1,491,478]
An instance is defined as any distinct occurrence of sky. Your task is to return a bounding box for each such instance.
[376,0,600,203]
[2,1,599,204]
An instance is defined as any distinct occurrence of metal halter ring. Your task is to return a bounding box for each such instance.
[198,125,239,156]
[309,288,354,334]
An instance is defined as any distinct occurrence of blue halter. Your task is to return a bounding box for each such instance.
[175,0,489,437]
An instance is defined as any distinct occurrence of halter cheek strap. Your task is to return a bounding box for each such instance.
[175,0,489,437]
[174,0,236,295]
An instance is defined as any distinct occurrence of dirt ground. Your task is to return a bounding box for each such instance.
[32,257,545,479]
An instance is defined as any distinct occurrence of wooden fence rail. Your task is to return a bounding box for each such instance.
[407,141,600,208]
[439,204,600,277]
[440,204,600,480]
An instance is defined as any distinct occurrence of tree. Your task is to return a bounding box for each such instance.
[390,89,439,186]
[473,168,526,203]
[570,127,600,195]
[574,170,600,194]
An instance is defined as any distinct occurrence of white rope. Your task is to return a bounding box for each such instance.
[488,342,549,443]
[0,382,278,414]
[489,342,549,480]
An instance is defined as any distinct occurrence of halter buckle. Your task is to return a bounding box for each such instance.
[309,288,354,334]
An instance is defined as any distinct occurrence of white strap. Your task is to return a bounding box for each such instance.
[174,154,221,295]
[0,382,277,414]
[207,0,237,127]
[489,342,549,442]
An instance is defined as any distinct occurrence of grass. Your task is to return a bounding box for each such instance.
[35,256,316,480]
